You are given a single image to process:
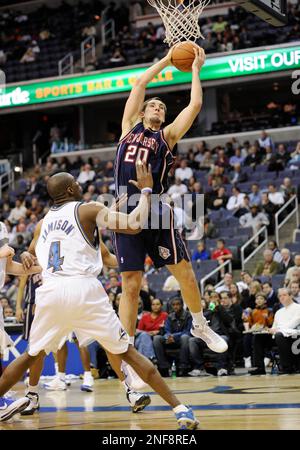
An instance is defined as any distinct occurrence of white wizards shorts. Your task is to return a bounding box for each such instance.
[28,277,129,356]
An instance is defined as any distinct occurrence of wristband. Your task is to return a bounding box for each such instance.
[141,188,152,195]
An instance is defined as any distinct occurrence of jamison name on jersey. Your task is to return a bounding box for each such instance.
[41,220,75,243]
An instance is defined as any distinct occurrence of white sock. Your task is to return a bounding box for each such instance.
[129,336,135,346]
[191,311,206,326]
[173,404,189,414]
[27,384,38,394]
[84,371,92,379]
[58,372,65,381]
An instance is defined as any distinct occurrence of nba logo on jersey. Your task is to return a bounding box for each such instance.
[159,246,170,260]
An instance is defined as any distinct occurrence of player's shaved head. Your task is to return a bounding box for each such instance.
[47,172,82,203]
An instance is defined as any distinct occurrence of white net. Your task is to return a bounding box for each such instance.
[147,0,210,46]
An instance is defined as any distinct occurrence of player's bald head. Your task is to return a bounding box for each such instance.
[47,172,81,202]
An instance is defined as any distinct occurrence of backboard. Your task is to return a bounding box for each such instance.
[233,0,288,26]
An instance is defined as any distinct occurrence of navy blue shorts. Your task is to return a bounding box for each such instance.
[112,204,190,272]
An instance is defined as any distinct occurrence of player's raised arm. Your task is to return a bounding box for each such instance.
[96,160,153,233]
[164,47,205,149]
[121,50,173,138]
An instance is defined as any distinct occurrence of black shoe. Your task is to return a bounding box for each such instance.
[249,368,266,376]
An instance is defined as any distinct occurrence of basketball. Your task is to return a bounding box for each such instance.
[171,41,200,72]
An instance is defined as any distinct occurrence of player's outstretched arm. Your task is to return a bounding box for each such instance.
[164,47,205,149]
[6,257,41,276]
[96,161,153,233]
[121,49,173,138]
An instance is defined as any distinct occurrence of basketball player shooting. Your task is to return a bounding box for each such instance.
[113,45,228,389]
[0,166,199,429]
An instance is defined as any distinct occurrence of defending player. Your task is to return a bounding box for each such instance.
[113,46,227,387]
[0,168,199,429]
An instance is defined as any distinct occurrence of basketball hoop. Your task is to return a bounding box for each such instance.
[147,0,210,46]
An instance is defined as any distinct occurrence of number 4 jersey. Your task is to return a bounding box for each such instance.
[35,202,103,280]
[114,122,176,203]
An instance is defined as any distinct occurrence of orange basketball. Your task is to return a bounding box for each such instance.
[171,41,200,72]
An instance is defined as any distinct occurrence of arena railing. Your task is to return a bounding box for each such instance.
[0,169,15,199]
[240,225,268,271]
[275,195,299,247]
[200,260,232,295]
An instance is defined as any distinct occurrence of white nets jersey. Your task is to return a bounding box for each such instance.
[0,221,9,290]
[35,202,103,280]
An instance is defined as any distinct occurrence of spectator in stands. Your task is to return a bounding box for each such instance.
[77,164,96,185]
[189,291,232,377]
[290,281,300,304]
[244,293,274,373]
[262,282,279,309]
[268,184,285,207]
[167,178,188,199]
[259,130,274,150]
[200,150,215,169]
[3,306,15,320]
[129,0,143,26]
[226,187,245,215]
[249,184,262,207]
[288,142,300,168]
[163,275,180,293]
[208,165,229,187]
[240,280,262,309]
[268,240,282,263]
[267,288,300,374]
[229,147,245,167]
[20,47,36,63]
[109,48,126,65]
[261,193,277,234]
[212,16,228,33]
[268,144,290,172]
[280,177,297,201]
[279,248,294,274]
[215,273,233,294]
[135,298,168,363]
[7,199,27,225]
[191,240,210,262]
[209,186,228,211]
[239,205,269,240]
[175,159,193,181]
[244,146,262,168]
[203,217,216,239]
[0,297,10,309]
[211,239,232,276]
[229,163,248,185]
[215,148,229,168]
[140,276,156,311]
[107,275,122,297]
[153,297,192,377]
[229,283,242,305]
[254,249,280,277]
[285,255,300,284]
[26,197,43,218]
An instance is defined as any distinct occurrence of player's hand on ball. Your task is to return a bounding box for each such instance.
[129,159,153,191]
[192,47,206,72]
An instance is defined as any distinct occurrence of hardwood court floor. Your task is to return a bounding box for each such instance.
[1,374,300,430]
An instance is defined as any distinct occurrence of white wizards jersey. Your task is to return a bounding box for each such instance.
[35,202,103,279]
[0,221,9,290]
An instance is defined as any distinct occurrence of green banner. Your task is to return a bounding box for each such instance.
[0,45,299,110]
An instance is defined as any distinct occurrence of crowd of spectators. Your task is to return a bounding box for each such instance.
[1,130,300,377]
